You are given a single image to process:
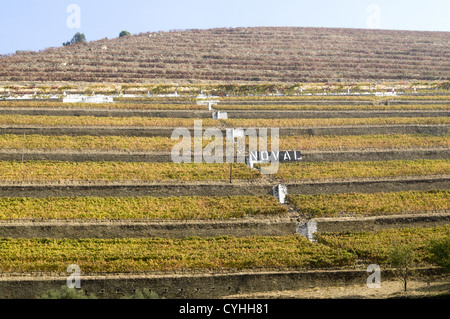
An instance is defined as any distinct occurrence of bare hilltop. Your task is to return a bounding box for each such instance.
[0,27,449,83]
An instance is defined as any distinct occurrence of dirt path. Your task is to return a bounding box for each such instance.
[224,276,450,299]
[1,124,447,137]
[1,147,448,163]
[0,175,447,198]
[1,107,448,119]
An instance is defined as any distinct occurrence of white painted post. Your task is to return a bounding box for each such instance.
[22,133,25,164]
[246,155,254,169]
[226,128,244,141]
[213,111,227,120]
[219,111,227,119]
[226,128,233,142]
[273,184,287,204]
[297,220,318,242]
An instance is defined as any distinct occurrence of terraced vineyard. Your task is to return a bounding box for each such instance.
[0,27,449,83]
[1,225,448,273]
[288,190,449,218]
[0,195,287,220]
[0,91,448,299]
[0,133,448,151]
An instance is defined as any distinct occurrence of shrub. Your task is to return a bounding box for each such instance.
[429,232,450,271]
[63,33,87,46]
[119,31,131,37]
[121,289,163,299]
[41,285,97,299]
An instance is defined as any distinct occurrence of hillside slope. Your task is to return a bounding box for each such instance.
[0,27,449,83]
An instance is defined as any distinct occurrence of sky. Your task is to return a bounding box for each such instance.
[0,0,449,54]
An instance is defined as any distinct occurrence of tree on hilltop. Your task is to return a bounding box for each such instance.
[63,33,87,46]
[119,31,131,37]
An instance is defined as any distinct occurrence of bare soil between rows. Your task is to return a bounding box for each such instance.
[0,215,297,239]
[0,108,212,118]
[1,124,448,137]
[1,147,447,163]
[311,211,450,233]
[0,212,448,239]
[218,99,450,105]
[226,110,450,119]
[0,175,447,197]
[0,107,448,119]
[225,276,450,299]
[0,267,446,299]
